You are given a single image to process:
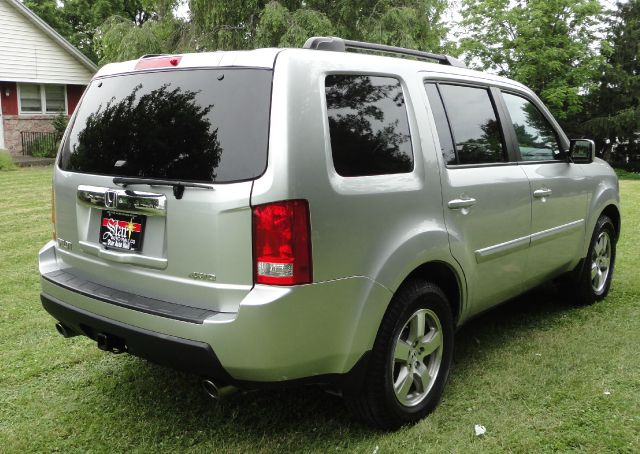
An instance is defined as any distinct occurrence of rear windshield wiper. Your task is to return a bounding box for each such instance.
[113,177,213,200]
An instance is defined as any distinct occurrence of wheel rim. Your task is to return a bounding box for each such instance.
[591,230,612,294]
[391,308,443,407]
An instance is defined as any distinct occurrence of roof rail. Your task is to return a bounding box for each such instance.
[303,36,466,69]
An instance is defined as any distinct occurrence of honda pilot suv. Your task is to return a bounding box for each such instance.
[39,37,620,429]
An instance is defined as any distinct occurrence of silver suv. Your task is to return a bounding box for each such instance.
[39,37,620,429]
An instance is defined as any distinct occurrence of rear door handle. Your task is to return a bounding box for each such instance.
[533,188,553,198]
[448,197,477,209]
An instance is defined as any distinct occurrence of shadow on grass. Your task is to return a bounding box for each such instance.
[86,282,581,444]
[453,282,581,365]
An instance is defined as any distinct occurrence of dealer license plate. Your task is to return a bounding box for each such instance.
[99,210,146,251]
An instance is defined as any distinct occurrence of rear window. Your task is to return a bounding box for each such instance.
[59,68,272,183]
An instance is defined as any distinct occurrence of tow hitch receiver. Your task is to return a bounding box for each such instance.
[96,332,126,354]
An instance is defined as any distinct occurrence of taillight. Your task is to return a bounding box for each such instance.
[252,200,312,285]
[51,186,56,241]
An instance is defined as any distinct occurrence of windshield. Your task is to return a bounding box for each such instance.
[59,68,272,183]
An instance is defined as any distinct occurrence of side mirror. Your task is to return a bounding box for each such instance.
[569,139,595,164]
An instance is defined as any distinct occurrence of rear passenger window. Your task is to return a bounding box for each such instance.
[502,92,561,161]
[438,85,506,165]
[325,74,413,177]
[424,83,456,165]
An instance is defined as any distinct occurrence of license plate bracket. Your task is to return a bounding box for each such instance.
[99,210,146,251]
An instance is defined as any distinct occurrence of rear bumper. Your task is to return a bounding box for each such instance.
[39,241,391,383]
[41,294,231,380]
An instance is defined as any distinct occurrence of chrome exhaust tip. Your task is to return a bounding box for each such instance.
[202,379,237,400]
[55,322,78,338]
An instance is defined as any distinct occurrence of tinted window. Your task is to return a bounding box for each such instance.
[424,83,456,165]
[60,69,272,183]
[325,74,413,177]
[439,85,506,164]
[502,92,561,161]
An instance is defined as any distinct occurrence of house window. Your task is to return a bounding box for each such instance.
[18,84,67,114]
[45,85,66,113]
[19,84,42,113]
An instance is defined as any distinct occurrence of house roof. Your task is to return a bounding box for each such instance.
[5,0,98,73]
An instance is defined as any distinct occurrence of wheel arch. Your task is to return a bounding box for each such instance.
[582,172,620,257]
[601,204,621,241]
[397,261,465,327]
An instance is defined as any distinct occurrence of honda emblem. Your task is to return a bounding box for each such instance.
[105,190,118,209]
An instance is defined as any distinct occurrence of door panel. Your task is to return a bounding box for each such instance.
[443,166,532,316]
[425,82,532,316]
[521,163,587,280]
[498,91,588,281]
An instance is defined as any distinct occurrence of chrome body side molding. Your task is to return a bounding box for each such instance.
[530,219,585,245]
[475,235,530,263]
[475,219,585,263]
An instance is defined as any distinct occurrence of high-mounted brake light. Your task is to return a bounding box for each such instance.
[134,56,182,70]
[252,200,312,286]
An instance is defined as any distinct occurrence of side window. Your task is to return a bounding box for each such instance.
[502,92,561,161]
[424,83,456,165]
[325,74,413,177]
[439,84,506,165]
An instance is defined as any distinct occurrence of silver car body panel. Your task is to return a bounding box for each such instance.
[41,47,620,382]
[40,241,392,380]
[53,170,254,313]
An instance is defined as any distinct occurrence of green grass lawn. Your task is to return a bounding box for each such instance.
[1,167,639,453]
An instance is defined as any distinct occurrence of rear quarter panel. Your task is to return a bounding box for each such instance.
[250,51,466,348]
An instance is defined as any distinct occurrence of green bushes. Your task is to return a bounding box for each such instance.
[52,113,68,140]
[0,150,17,171]
[25,136,58,158]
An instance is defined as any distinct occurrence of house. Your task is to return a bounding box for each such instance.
[0,0,97,155]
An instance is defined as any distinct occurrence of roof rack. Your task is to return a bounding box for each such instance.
[303,36,466,69]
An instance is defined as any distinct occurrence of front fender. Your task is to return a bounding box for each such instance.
[582,159,620,256]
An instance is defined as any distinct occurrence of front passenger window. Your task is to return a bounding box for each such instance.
[502,92,561,161]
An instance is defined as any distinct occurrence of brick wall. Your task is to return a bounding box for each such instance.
[3,115,56,155]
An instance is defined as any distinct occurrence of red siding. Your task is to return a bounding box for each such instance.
[67,84,85,114]
[0,82,18,115]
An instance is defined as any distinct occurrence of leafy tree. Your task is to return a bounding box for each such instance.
[459,0,603,123]
[583,1,640,149]
[255,2,335,48]
[255,0,452,51]
[96,13,188,64]
[93,0,454,64]
[24,0,165,63]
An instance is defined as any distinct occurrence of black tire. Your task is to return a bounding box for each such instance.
[344,280,454,430]
[574,215,617,305]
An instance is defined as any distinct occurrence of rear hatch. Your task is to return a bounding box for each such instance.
[53,66,273,313]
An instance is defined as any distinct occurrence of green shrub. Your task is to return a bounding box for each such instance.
[615,168,640,180]
[52,113,69,140]
[611,160,640,174]
[25,136,59,158]
[0,150,17,171]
